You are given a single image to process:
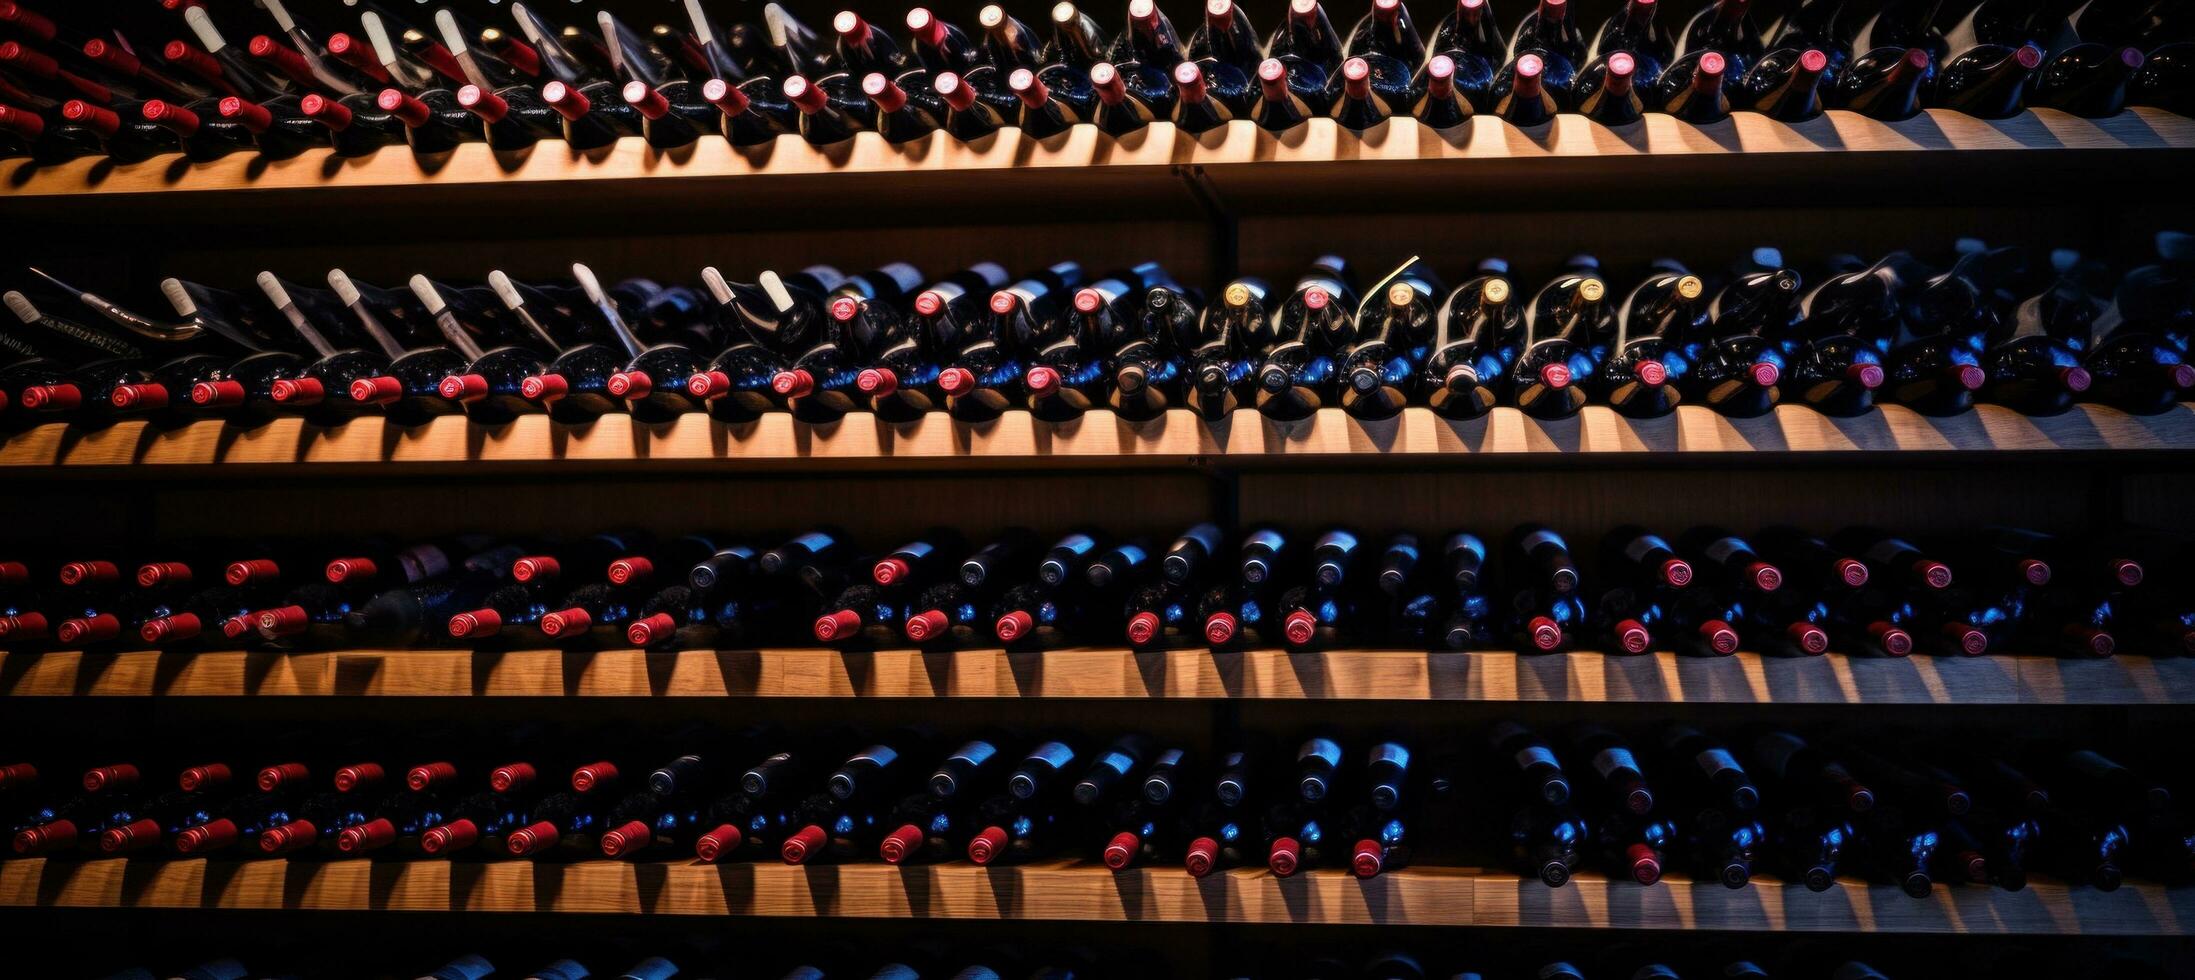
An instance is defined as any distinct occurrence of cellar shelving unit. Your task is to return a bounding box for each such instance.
[7,28,2195,974]
[3,403,2192,472]
[2,857,2187,936]
[5,647,2192,705]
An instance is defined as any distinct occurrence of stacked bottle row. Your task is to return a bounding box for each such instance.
[1,0,2190,167]
[87,951,1941,980]
[3,522,2186,658]
[6,235,2192,435]
[5,721,2188,896]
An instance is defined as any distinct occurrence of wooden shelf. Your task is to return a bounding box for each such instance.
[4,111,2189,222]
[2,858,2183,935]
[6,647,2189,704]
[3,403,2189,472]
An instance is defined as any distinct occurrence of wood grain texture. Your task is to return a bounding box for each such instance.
[3,404,2187,470]
[0,858,2183,934]
[6,647,2186,704]
[5,111,2187,204]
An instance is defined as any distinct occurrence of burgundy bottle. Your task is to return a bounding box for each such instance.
[1654,48,1731,123]
[1490,52,1559,126]
[1932,43,2042,118]
[782,73,868,146]
[1574,51,1644,124]
[1739,46,1828,120]
[1829,46,1934,120]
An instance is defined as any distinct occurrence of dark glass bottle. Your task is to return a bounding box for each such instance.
[2030,44,2146,117]
[1739,46,1829,120]
[1829,46,1935,120]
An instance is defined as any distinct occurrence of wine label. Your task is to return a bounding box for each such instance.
[1514,745,1559,771]
[848,745,898,767]
[1219,751,1246,769]
[892,541,935,560]
[947,741,996,768]
[1315,530,1360,553]
[1754,732,1805,778]
[1245,528,1286,552]
[1095,750,1135,775]
[1024,741,1076,768]
[1623,534,1673,564]
[1703,537,1748,565]
[1696,748,1744,779]
[1369,742,1411,768]
[1864,538,1919,567]
[1051,533,1097,555]
[1593,747,1639,779]
[1151,748,1185,769]
[1111,545,1148,565]
[1520,528,1567,554]
[1297,738,1342,767]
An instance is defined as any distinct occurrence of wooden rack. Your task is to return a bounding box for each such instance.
[3,404,2190,472]
[2,858,2184,936]
[5,647,2190,705]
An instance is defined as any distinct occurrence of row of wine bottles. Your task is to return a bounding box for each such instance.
[5,235,2191,435]
[89,951,1929,980]
[2,0,2189,169]
[3,522,2186,657]
[5,720,2185,894]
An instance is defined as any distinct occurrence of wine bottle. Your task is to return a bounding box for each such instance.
[1340,266,1443,418]
[1598,809,1679,885]
[1828,46,1934,120]
[1933,42,2042,118]
[1654,48,1731,123]
[1073,735,1150,806]
[825,11,904,82]
[1567,724,1654,816]
[2129,42,2194,115]
[1191,0,1267,77]
[1430,0,1506,66]
[812,581,907,646]
[1489,52,1559,125]
[1679,527,1783,594]
[1269,0,1347,75]
[864,72,940,143]
[1510,272,1600,418]
[1574,50,1644,124]
[1421,272,1514,419]
[782,73,867,146]
[1738,46,1828,120]
[906,7,984,75]
[1489,721,1570,804]
[1752,730,1875,815]
[1251,258,1354,420]
[2030,44,2145,117]
[1660,724,1761,812]
[1180,279,1260,418]
[1508,0,1589,70]
[1509,802,1588,886]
